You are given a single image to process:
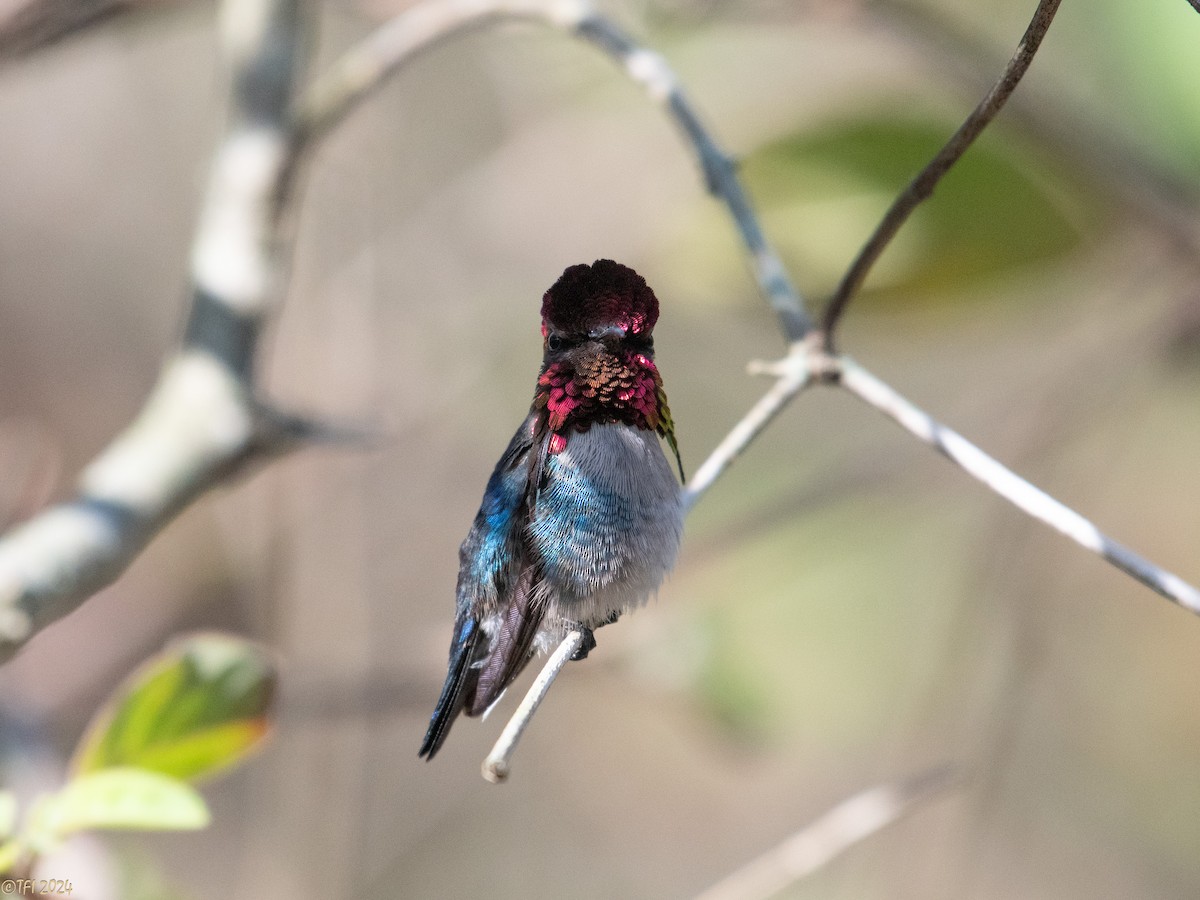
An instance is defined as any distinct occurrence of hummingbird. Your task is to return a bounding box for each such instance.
[419,259,685,760]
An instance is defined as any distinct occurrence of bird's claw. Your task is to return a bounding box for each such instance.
[570,627,597,661]
[568,611,621,661]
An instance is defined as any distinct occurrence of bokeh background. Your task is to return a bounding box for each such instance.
[1,0,1200,897]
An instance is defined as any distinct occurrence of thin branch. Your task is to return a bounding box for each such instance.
[820,0,1064,348]
[683,342,821,512]
[836,357,1200,614]
[482,629,584,783]
[861,0,1200,261]
[0,0,311,661]
[296,0,811,342]
[693,765,958,900]
[0,0,181,58]
[572,15,810,341]
[296,0,578,144]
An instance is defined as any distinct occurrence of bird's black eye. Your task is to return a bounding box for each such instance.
[547,334,564,352]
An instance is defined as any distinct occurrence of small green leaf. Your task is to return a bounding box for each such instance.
[34,770,209,839]
[72,633,276,782]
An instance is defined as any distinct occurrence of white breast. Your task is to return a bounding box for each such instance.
[531,423,684,633]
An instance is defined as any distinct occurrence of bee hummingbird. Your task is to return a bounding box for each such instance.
[419,259,685,759]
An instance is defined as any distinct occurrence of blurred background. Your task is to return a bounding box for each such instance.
[1,0,1199,896]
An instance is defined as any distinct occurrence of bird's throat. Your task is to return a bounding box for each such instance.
[534,354,664,445]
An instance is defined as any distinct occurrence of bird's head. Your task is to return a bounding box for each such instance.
[539,258,659,344]
[533,260,683,477]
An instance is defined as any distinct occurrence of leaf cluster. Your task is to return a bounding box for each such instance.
[0,634,275,877]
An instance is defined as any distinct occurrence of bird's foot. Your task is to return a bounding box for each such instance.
[570,626,597,661]
[567,612,620,661]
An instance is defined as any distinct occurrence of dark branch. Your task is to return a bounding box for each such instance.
[819,0,1064,349]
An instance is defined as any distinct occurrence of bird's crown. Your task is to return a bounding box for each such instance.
[540,259,659,338]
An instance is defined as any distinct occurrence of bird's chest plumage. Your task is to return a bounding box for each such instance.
[529,423,683,624]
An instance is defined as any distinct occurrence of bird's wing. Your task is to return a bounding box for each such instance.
[419,414,546,758]
[464,415,553,716]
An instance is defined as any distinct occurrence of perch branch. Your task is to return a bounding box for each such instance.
[694,765,957,900]
[820,0,1064,348]
[0,0,311,661]
[836,358,1200,614]
[297,0,811,341]
[482,629,584,783]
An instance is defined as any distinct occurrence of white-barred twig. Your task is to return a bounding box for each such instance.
[0,0,312,661]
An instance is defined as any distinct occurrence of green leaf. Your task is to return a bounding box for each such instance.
[72,633,276,782]
[32,770,209,841]
[741,116,1103,302]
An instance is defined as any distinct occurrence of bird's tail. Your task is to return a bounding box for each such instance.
[419,618,482,760]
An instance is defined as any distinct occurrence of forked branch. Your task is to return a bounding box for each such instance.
[310,0,1198,780]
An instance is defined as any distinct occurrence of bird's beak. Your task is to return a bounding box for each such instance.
[589,325,627,343]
